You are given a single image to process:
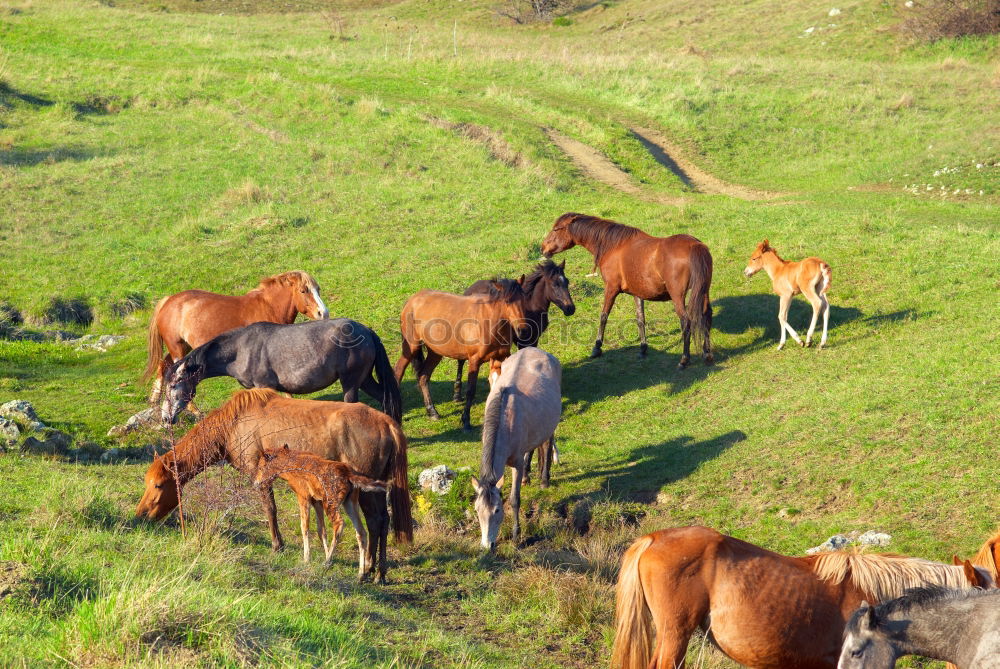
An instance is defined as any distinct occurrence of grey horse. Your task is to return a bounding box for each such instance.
[471,346,561,550]
[161,319,401,424]
[839,586,1000,669]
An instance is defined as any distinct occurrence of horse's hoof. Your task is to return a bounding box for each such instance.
[677,357,690,370]
[638,347,648,360]
[590,346,603,358]
[776,344,785,351]
[801,340,808,348]
[427,411,440,421]
[462,423,473,432]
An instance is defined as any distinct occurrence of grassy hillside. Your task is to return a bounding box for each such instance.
[1,0,997,666]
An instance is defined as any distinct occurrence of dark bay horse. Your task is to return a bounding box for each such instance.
[541,213,713,367]
[612,526,994,669]
[454,260,575,401]
[135,388,413,583]
[471,347,561,550]
[395,283,527,430]
[143,271,329,405]
[839,587,1000,669]
[160,319,401,424]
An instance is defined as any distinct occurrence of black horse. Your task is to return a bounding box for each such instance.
[161,319,401,424]
[453,260,575,401]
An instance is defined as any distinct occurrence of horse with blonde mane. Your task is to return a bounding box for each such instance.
[143,271,329,406]
[134,388,412,583]
[612,526,995,669]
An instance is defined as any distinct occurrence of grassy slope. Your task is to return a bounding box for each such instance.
[1,0,998,665]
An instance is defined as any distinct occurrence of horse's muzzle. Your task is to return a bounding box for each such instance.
[561,304,576,316]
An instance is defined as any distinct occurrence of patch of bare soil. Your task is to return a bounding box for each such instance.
[630,126,786,201]
[545,129,687,207]
[0,561,26,600]
[428,118,529,169]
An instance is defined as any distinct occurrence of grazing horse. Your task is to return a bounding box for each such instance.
[470,347,561,550]
[253,445,389,569]
[135,388,412,583]
[541,213,713,368]
[839,587,1000,669]
[143,271,329,405]
[972,527,1000,581]
[744,239,832,350]
[454,260,575,402]
[160,319,401,425]
[395,283,527,430]
[612,526,995,669]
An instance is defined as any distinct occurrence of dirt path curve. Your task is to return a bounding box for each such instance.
[545,129,688,206]
[629,126,784,200]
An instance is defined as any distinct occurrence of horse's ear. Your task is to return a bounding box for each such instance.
[262,450,276,462]
[961,559,986,587]
[470,476,481,493]
[517,274,525,286]
[762,239,770,248]
[282,444,290,451]
[859,601,877,630]
[953,554,963,566]
[558,260,565,270]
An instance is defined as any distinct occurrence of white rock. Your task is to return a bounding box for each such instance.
[418,465,457,495]
[904,0,913,7]
[857,530,892,546]
[828,7,841,16]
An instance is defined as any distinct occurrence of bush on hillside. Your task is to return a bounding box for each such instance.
[899,0,1000,41]
[42,296,94,326]
[495,0,577,24]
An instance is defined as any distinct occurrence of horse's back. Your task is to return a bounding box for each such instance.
[159,289,253,348]
[490,347,561,448]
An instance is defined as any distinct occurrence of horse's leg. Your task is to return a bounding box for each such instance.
[298,496,311,563]
[417,350,443,420]
[462,358,482,431]
[341,492,367,574]
[803,286,823,348]
[539,436,553,488]
[393,338,415,383]
[510,462,525,545]
[777,294,801,350]
[149,356,172,406]
[592,287,621,358]
[634,296,648,358]
[312,500,329,561]
[453,360,465,402]
[358,491,388,583]
[644,579,702,669]
[670,297,692,369]
[342,380,360,403]
[523,450,533,486]
[259,485,284,552]
[819,294,830,349]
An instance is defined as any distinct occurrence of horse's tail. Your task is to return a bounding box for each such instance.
[819,262,832,295]
[141,296,170,382]
[387,420,414,544]
[612,534,655,669]
[369,330,403,424]
[685,242,713,352]
[348,472,389,494]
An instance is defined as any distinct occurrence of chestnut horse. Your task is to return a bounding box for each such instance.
[143,271,329,405]
[135,388,412,583]
[541,213,712,368]
[744,240,831,350]
[612,526,995,669]
[972,527,1000,581]
[253,445,389,570]
[394,282,527,430]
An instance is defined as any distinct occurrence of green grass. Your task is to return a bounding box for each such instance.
[1,0,998,665]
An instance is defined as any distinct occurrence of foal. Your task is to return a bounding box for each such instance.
[253,445,388,570]
[744,239,832,349]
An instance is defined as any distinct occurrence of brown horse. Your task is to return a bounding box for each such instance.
[972,527,1000,581]
[541,213,712,367]
[612,526,995,669]
[253,446,389,571]
[394,283,527,430]
[142,271,329,405]
[744,240,831,349]
[134,388,412,583]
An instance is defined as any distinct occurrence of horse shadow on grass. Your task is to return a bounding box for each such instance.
[712,293,864,353]
[556,429,747,516]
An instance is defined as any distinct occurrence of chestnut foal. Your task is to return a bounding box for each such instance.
[744,240,832,350]
[253,445,388,571]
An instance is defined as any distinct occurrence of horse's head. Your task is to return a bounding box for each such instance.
[838,602,894,669]
[541,215,576,257]
[252,445,287,489]
[541,260,575,316]
[135,453,180,521]
[471,475,504,551]
[744,240,772,278]
[161,358,201,424]
[293,271,329,320]
[953,555,997,589]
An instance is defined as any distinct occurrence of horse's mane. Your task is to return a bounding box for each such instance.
[521,260,564,295]
[486,279,525,304]
[173,388,280,460]
[478,388,508,486]
[257,270,316,291]
[557,212,643,264]
[812,551,979,602]
[872,585,998,618]
[972,529,1000,577]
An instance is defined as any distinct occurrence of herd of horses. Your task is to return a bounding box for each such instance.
[129,212,997,667]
